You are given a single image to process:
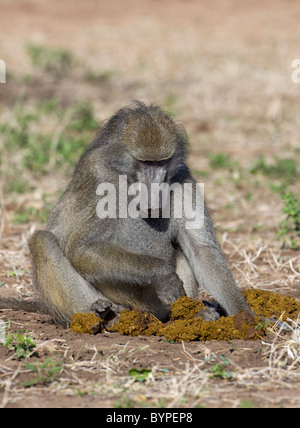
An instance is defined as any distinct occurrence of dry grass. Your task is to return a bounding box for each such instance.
[1,329,300,408]
[223,238,300,291]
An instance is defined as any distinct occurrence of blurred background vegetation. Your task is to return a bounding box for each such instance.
[0,0,299,249]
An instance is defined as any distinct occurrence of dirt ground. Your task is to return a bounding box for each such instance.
[0,0,300,408]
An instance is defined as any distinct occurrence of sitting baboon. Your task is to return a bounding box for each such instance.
[0,102,250,325]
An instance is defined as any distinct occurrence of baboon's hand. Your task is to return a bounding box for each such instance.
[156,267,185,308]
[90,300,112,319]
[195,307,221,321]
[90,299,127,325]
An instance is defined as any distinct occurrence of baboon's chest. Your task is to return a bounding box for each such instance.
[113,217,174,261]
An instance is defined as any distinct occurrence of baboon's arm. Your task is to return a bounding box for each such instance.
[177,215,250,316]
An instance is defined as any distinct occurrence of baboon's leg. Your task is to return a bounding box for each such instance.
[29,231,108,325]
[68,241,184,322]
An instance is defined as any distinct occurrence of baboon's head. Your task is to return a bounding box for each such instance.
[100,102,189,213]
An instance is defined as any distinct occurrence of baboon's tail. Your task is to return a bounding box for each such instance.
[0,298,48,314]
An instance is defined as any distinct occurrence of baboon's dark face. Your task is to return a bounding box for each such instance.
[135,159,170,213]
[111,148,172,214]
[136,159,169,187]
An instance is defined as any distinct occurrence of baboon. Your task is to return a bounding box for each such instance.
[0,102,250,325]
